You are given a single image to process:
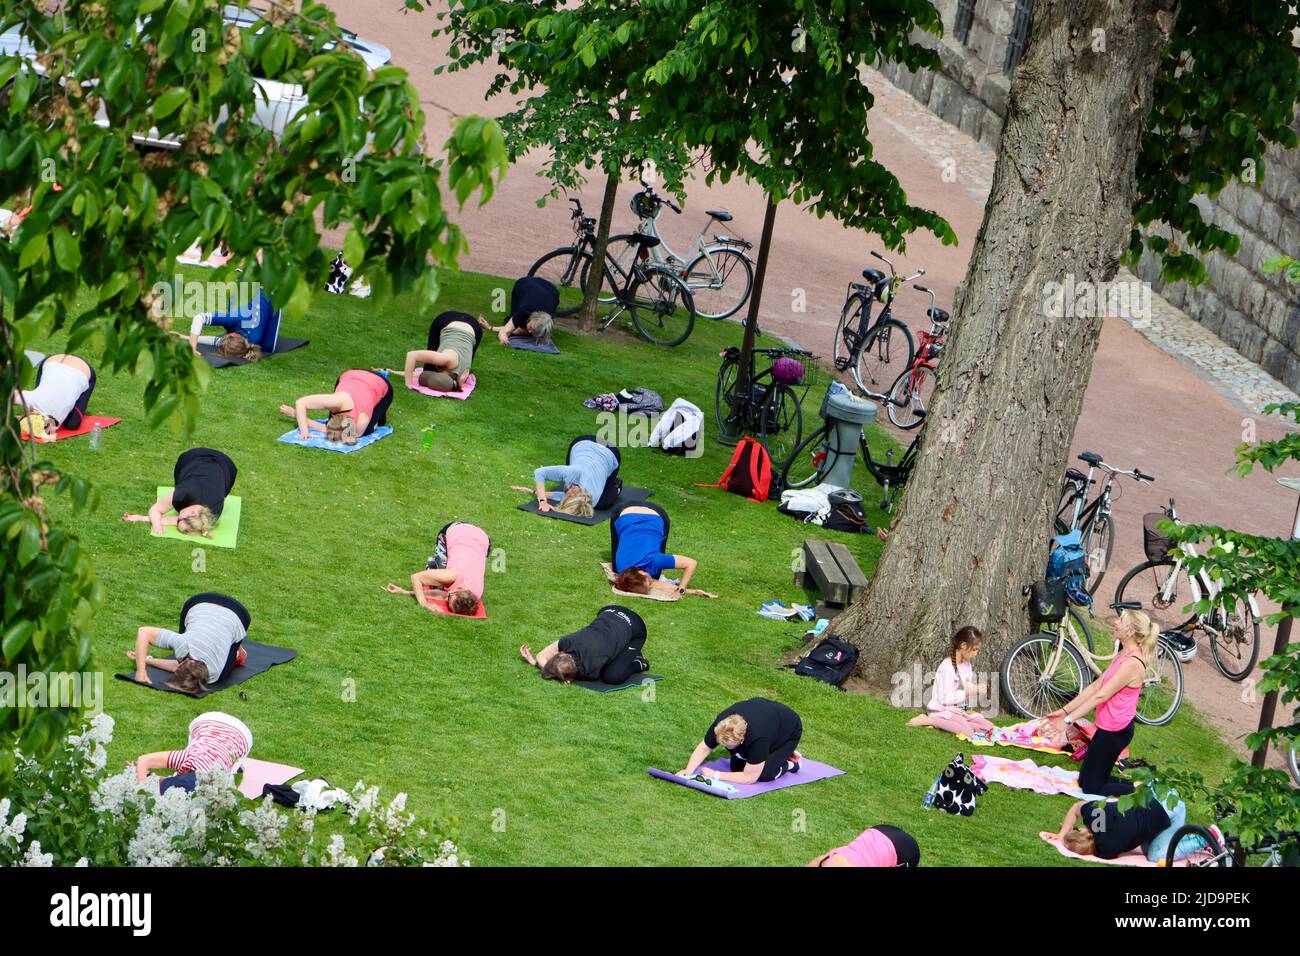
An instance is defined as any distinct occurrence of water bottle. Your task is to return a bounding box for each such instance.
[922,773,941,809]
[89,422,102,450]
[422,424,436,450]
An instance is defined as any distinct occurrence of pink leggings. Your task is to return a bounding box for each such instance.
[928,708,995,737]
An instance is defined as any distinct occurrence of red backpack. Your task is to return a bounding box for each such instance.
[697,436,772,503]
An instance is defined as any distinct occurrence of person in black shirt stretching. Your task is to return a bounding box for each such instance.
[520,605,649,685]
[678,698,803,784]
[478,276,558,347]
[1055,793,1172,860]
[122,448,237,538]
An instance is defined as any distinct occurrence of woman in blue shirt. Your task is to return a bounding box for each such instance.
[610,501,699,599]
[520,434,622,516]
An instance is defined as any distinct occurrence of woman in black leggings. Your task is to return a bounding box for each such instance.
[520,605,649,685]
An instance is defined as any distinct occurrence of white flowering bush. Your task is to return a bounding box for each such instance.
[0,715,469,867]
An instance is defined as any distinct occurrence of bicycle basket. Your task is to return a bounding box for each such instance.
[629,191,658,219]
[1143,512,1172,561]
[1029,578,1068,627]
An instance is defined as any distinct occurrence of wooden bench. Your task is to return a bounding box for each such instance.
[794,538,868,618]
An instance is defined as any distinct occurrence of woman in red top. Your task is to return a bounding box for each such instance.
[1045,607,1157,797]
[280,369,394,444]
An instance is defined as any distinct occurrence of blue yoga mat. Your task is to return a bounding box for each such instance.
[508,335,560,355]
[277,423,393,453]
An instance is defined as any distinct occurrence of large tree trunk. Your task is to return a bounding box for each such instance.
[578,165,621,333]
[836,0,1176,690]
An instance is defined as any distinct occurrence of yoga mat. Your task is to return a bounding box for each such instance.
[971,754,1108,800]
[1038,832,1191,868]
[31,415,122,444]
[517,487,655,526]
[277,423,392,453]
[410,373,477,400]
[115,640,297,698]
[238,758,303,800]
[648,757,844,799]
[199,336,309,368]
[507,335,560,355]
[600,563,719,601]
[573,674,662,693]
[425,593,488,619]
[151,487,242,549]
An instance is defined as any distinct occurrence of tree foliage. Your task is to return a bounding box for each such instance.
[0,0,505,787]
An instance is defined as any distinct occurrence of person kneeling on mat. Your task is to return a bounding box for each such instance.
[678,697,803,785]
[386,521,490,617]
[611,502,699,600]
[122,447,237,538]
[280,368,393,444]
[478,276,558,346]
[395,310,482,392]
[513,435,621,517]
[12,353,96,439]
[807,825,921,867]
[134,711,253,793]
[520,605,649,684]
[127,592,250,694]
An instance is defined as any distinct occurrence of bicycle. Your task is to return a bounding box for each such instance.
[599,181,755,321]
[832,250,924,401]
[884,284,949,430]
[1112,498,1262,682]
[1001,597,1184,727]
[1163,811,1299,867]
[714,346,819,464]
[527,198,697,346]
[1054,451,1155,595]
[779,383,920,513]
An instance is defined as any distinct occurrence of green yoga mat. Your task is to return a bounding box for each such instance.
[150,487,242,549]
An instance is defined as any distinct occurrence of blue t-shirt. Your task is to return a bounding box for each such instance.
[614,512,675,578]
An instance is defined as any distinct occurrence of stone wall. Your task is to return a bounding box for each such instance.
[878,0,1300,393]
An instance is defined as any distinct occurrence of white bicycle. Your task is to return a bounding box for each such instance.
[599,181,755,321]
[1113,498,1262,682]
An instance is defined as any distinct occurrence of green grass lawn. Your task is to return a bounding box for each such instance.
[31,266,1238,866]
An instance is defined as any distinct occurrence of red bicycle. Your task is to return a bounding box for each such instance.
[884,284,949,429]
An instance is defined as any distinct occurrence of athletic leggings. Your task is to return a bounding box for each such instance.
[874,824,921,867]
[1079,721,1136,797]
[610,501,670,564]
[730,730,802,783]
[928,707,996,738]
[34,358,96,430]
[179,592,249,683]
[598,632,649,686]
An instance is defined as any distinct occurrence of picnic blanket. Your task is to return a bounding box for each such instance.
[31,415,122,444]
[648,757,844,799]
[507,335,560,355]
[151,487,242,549]
[410,374,477,400]
[600,562,719,601]
[957,719,1069,755]
[277,423,392,453]
[971,754,1108,800]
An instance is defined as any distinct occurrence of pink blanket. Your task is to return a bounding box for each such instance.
[972,754,1107,799]
[959,719,1067,755]
[237,758,303,799]
[411,374,477,400]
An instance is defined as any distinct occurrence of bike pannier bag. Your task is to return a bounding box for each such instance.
[1030,578,1068,626]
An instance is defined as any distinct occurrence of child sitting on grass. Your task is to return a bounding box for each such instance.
[907,626,995,738]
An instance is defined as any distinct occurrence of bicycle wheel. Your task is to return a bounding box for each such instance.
[853,318,915,398]
[885,364,937,429]
[527,247,591,317]
[1135,640,1183,726]
[759,383,803,470]
[714,354,743,443]
[1164,824,1229,867]
[833,295,869,372]
[1082,512,1114,596]
[1000,632,1089,720]
[781,424,835,490]
[628,266,696,346]
[1207,593,1261,682]
[684,247,754,320]
[582,233,641,305]
[1113,559,1198,633]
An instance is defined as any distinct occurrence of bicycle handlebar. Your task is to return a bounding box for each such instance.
[638,180,681,214]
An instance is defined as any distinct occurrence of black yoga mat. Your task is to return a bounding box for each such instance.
[199,337,310,368]
[516,487,655,526]
[572,674,663,693]
[115,640,298,697]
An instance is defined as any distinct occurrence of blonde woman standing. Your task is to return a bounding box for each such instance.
[1046,608,1159,797]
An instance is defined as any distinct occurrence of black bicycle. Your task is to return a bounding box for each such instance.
[780,384,919,512]
[1053,451,1154,595]
[527,198,697,346]
[714,346,819,463]
[833,250,923,400]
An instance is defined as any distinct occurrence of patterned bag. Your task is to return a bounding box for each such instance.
[932,753,989,816]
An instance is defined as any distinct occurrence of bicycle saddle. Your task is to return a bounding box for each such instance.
[929,307,950,323]
[706,209,733,222]
[1078,451,1103,466]
[862,268,886,284]
[1064,467,1086,482]
[629,234,661,248]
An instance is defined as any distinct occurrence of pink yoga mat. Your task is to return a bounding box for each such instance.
[648,757,844,799]
[32,415,122,443]
[1039,832,1180,867]
[237,758,303,800]
[410,374,477,400]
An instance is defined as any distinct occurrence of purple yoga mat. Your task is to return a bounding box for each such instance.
[648,757,845,799]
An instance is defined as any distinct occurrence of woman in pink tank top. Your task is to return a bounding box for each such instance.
[280,369,393,444]
[1046,609,1159,797]
[383,522,490,617]
[807,825,920,867]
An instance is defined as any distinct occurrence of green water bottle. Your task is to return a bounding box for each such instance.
[422,424,436,449]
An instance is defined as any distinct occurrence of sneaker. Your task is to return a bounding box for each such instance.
[787,751,802,774]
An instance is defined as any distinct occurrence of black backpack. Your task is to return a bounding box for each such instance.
[792,635,859,687]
